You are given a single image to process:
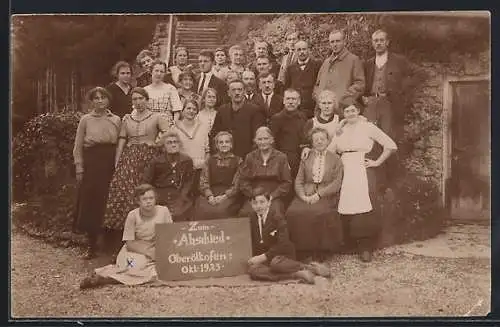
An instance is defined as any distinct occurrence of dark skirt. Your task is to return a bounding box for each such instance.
[74,144,116,235]
[103,143,163,230]
[156,187,194,222]
[286,196,343,252]
[193,186,243,221]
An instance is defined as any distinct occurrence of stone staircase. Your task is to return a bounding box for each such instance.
[174,19,222,66]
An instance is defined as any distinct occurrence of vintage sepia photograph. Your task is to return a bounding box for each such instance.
[10,11,491,318]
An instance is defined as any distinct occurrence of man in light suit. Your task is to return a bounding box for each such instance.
[196,49,229,107]
[277,31,299,84]
[314,29,365,113]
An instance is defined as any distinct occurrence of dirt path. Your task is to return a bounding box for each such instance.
[11,230,490,318]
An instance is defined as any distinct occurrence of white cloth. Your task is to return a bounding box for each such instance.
[375,52,388,68]
[95,206,172,285]
[338,151,372,214]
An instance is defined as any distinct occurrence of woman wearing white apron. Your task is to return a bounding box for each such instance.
[335,104,397,262]
[301,90,340,159]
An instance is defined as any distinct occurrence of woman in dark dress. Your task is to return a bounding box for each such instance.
[286,127,344,262]
[142,130,196,222]
[194,131,243,220]
[238,126,292,217]
[106,61,133,118]
[73,87,121,259]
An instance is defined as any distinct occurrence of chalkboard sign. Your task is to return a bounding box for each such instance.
[155,218,252,281]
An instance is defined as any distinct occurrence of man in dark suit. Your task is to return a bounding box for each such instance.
[246,187,331,284]
[254,73,284,125]
[362,29,418,192]
[210,79,266,159]
[284,40,322,119]
[362,29,416,140]
[242,70,259,104]
[253,55,284,96]
[196,49,229,107]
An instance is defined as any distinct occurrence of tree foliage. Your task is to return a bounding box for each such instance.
[11,15,163,124]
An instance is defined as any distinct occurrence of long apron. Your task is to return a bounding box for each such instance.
[338,152,372,215]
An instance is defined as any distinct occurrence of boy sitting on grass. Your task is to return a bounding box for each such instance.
[246,187,331,284]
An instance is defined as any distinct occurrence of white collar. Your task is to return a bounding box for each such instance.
[375,52,388,67]
[262,91,274,99]
[258,206,270,224]
[298,57,310,66]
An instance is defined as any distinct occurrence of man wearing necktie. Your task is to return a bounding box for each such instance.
[278,31,299,84]
[196,49,229,107]
[314,29,365,113]
[256,73,283,125]
[242,70,258,104]
[285,40,322,119]
[246,187,331,284]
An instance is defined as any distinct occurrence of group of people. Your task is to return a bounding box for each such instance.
[75,27,415,289]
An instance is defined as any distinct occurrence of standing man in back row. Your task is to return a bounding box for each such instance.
[196,49,229,107]
[285,40,322,119]
[277,31,299,84]
[314,29,365,112]
[362,29,417,192]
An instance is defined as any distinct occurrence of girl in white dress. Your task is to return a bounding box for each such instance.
[335,104,397,262]
[80,184,173,289]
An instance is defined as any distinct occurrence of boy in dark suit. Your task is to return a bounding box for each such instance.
[246,187,330,284]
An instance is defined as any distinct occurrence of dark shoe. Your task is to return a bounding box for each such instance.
[306,262,331,278]
[82,246,96,260]
[79,275,99,289]
[360,250,372,262]
[293,269,315,284]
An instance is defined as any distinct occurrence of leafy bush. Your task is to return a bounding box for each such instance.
[12,111,82,201]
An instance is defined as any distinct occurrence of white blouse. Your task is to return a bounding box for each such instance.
[311,150,327,184]
[336,121,397,153]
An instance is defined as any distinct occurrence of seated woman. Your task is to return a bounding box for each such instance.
[177,71,201,106]
[246,187,330,284]
[238,126,292,217]
[286,127,344,262]
[301,89,340,160]
[79,184,173,289]
[336,104,397,262]
[103,87,169,231]
[143,131,195,222]
[194,131,243,220]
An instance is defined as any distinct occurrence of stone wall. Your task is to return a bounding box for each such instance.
[404,50,490,195]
